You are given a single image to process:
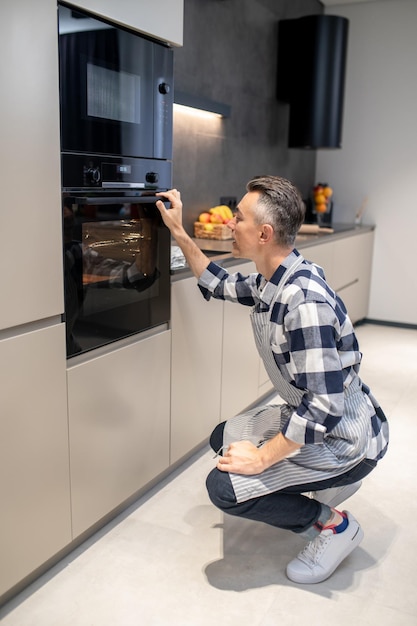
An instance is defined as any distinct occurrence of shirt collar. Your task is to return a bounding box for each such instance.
[258,249,301,306]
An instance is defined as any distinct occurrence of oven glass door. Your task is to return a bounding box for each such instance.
[58,4,173,160]
[63,193,171,357]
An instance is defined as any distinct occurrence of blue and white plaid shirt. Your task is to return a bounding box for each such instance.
[198,249,388,460]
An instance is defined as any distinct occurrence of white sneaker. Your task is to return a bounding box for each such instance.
[312,481,362,507]
[286,511,364,584]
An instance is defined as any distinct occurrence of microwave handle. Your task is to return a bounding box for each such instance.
[73,195,166,206]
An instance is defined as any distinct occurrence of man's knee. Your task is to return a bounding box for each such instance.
[206,467,236,511]
[209,422,225,453]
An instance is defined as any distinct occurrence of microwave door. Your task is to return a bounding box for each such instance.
[58,8,157,159]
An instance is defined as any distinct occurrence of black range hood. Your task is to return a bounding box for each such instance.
[277,15,349,149]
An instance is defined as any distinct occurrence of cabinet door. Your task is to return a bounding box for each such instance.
[68,0,184,46]
[301,231,374,324]
[0,0,63,330]
[170,278,223,463]
[300,241,336,289]
[67,331,171,538]
[333,231,374,323]
[220,262,264,420]
[0,324,71,597]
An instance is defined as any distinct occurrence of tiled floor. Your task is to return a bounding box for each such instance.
[1,323,416,625]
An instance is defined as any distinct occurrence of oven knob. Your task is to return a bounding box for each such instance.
[146,171,159,184]
[158,82,170,95]
[86,167,101,184]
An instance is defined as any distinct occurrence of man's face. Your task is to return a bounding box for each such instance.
[228,191,262,259]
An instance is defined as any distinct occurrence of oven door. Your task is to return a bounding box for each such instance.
[58,4,173,160]
[63,192,171,358]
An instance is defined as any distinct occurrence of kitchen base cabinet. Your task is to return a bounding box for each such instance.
[170,278,223,464]
[0,323,71,599]
[332,231,374,324]
[171,266,273,461]
[299,229,374,324]
[67,330,171,539]
[299,240,336,290]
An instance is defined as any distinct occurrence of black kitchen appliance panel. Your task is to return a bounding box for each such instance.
[63,184,171,358]
[61,153,172,190]
[58,4,173,160]
[58,5,173,358]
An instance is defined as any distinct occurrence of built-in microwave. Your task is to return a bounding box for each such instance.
[58,3,173,161]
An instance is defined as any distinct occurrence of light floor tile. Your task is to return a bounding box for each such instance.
[1,323,416,625]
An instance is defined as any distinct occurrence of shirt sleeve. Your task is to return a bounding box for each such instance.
[279,300,345,445]
[197,262,261,305]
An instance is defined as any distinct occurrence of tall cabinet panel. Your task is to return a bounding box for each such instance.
[67,331,171,538]
[0,0,63,330]
[68,0,184,46]
[0,324,71,598]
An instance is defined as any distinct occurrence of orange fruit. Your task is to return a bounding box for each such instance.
[322,186,333,198]
[315,203,327,214]
[210,213,224,224]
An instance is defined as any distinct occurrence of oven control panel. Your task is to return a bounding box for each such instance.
[61,153,172,192]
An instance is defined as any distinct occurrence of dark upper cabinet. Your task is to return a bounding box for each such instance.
[277,15,349,149]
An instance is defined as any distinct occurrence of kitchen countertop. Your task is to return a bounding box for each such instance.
[171,223,375,280]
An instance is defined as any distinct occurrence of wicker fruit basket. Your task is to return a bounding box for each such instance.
[194,222,232,240]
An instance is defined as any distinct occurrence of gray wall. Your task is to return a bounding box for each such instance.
[172,0,322,234]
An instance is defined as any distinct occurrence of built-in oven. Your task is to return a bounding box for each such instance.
[62,154,171,358]
[58,5,173,358]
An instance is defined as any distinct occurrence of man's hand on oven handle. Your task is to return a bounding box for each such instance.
[156,189,211,279]
[155,189,183,231]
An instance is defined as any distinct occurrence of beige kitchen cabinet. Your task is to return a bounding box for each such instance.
[0,323,71,599]
[299,239,336,289]
[68,0,184,46]
[299,229,374,324]
[0,0,64,331]
[170,277,223,464]
[221,262,273,421]
[331,231,374,323]
[67,330,171,538]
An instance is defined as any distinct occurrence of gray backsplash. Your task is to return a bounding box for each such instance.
[172,0,322,235]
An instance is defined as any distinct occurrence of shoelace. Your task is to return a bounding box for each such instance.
[298,531,332,566]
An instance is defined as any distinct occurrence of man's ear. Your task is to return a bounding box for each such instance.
[260,223,274,243]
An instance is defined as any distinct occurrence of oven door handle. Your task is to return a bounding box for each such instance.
[101,182,145,188]
[73,195,165,206]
